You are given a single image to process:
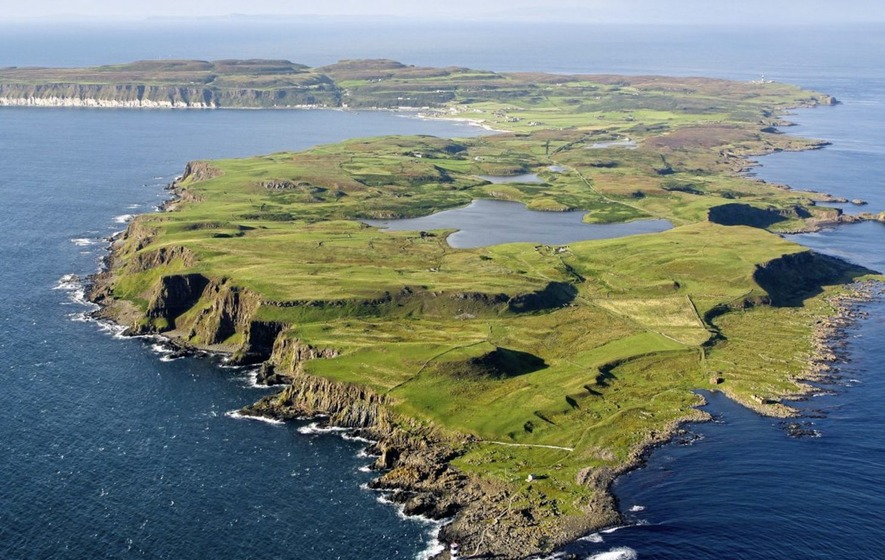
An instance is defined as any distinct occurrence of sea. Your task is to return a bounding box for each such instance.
[0,21,883,560]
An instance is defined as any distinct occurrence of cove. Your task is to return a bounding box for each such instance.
[363,199,673,248]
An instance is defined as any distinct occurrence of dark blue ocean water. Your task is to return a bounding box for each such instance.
[0,108,484,559]
[0,21,883,560]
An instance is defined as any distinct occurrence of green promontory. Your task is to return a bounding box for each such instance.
[84,60,881,559]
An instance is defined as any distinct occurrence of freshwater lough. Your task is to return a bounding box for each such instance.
[1,22,883,560]
[364,199,672,249]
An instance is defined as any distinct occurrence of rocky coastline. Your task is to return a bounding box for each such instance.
[85,177,606,559]
[88,272,621,558]
[804,281,881,386]
[85,154,884,560]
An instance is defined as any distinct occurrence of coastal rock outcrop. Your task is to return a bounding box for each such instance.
[257,336,339,385]
[131,245,196,272]
[180,161,223,183]
[246,373,391,429]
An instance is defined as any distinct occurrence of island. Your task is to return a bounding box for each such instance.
[10,59,880,558]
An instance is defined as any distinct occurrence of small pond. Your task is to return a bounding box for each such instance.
[476,173,545,184]
[363,199,672,248]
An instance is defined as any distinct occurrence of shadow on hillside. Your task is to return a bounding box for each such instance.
[754,251,874,307]
[708,202,810,229]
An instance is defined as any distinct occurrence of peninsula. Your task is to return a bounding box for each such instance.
[21,59,879,558]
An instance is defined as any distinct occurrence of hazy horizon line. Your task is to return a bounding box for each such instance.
[3,13,884,25]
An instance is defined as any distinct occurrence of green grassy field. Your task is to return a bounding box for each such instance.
[91,61,881,551]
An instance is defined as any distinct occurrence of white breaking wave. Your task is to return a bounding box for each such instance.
[357,465,452,560]
[371,492,451,560]
[341,432,374,444]
[239,367,271,389]
[224,410,284,425]
[150,342,181,362]
[92,318,128,338]
[414,522,448,560]
[54,273,81,291]
[55,274,96,309]
[71,237,101,247]
[629,505,646,513]
[67,312,92,323]
[580,533,605,543]
[297,422,351,435]
[113,214,134,224]
[586,547,638,560]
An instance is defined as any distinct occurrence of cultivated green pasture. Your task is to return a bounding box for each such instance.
[98,63,880,524]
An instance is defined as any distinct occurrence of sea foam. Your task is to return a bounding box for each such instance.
[586,547,638,560]
[297,422,351,435]
[580,533,605,543]
[71,237,101,246]
[225,410,284,426]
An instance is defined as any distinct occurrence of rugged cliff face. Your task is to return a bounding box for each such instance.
[256,336,339,385]
[247,374,392,429]
[95,231,615,558]
[181,281,259,344]
[0,82,341,108]
[145,273,210,326]
[127,270,286,363]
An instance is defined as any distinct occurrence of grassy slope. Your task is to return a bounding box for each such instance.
[99,62,879,529]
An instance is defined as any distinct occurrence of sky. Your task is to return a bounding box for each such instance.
[5,0,885,24]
